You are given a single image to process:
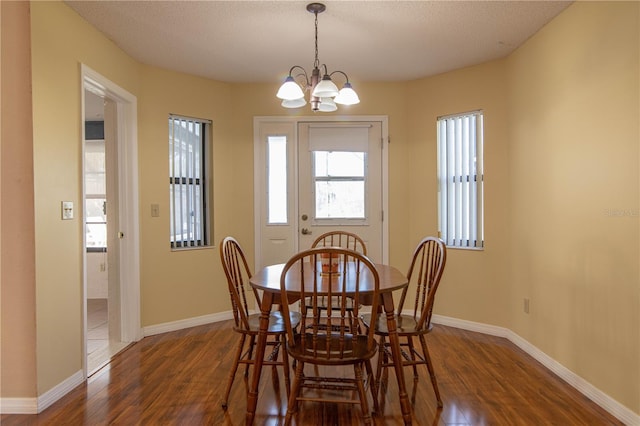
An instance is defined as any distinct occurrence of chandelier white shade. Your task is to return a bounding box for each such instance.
[333,82,360,105]
[276,3,360,112]
[276,76,305,100]
[281,97,307,108]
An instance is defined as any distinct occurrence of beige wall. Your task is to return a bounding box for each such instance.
[1,0,37,397]
[1,0,637,418]
[137,66,234,325]
[29,0,141,393]
[406,60,511,327]
[506,1,639,412]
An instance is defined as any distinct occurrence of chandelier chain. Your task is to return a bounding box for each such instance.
[314,11,320,68]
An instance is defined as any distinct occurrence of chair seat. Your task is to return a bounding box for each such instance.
[243,311,301,334]
[360,313,434,336]
[287,333,378,364]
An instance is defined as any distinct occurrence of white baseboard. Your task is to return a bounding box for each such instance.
[431,314,640,426]
[0,370,84,414]
[4,311,637,425]
[0,398,37,414]
[37,370,84,413]
[0,311,235,415]
[142,310,234,337]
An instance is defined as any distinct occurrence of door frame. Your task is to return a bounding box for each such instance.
[81,64,142,376]
[253,115,389,270]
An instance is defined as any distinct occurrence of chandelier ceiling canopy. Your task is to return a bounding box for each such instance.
[276,3,360,112]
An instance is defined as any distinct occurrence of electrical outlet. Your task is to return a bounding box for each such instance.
[524,298,530,314]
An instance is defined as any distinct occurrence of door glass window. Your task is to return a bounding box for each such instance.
[267,136,288,224]
[313,151,366,219]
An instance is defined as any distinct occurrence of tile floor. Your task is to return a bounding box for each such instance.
[86,299,132,374]
[87,298,109,374]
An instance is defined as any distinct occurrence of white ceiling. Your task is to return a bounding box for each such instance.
[66,0,572,84]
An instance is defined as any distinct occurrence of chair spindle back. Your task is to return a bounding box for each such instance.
[311,231,367,256]
[220,236,258,331]
[397,236,447,332]
[280,247,380,360]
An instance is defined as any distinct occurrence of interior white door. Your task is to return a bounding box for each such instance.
[103,98,122,346]
[297,121,383,262]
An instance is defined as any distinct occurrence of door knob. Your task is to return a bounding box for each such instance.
[301,228,312,235]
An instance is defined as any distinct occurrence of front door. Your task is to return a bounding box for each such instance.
[255,117,387,270]
[297,122,383,261]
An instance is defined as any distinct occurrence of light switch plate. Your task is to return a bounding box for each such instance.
[62,201,74,220]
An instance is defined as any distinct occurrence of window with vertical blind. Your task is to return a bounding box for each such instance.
[169,115,212,249]
[437,111,484,249]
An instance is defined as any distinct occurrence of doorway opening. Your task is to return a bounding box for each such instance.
[83,89,114,372]
[82,65,141,376]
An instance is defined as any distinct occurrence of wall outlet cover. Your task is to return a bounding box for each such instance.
[62,201,74,220]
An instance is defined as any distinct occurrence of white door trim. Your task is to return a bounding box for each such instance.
[81,64,142,376]
[253,115,389,270]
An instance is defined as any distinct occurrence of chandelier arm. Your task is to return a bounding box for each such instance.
[329,70,350,83]
[288,65,310,87]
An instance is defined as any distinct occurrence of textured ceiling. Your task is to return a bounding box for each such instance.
[66,1,572,84]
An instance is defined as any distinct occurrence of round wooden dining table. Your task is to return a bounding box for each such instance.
[247,262,414,425]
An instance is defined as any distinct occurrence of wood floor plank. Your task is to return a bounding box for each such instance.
[1,322,624,425]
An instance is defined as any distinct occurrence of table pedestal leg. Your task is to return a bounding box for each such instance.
[382,293,412,425]
[246,292,274,425]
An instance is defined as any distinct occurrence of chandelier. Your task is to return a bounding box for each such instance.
[276,2,360,112]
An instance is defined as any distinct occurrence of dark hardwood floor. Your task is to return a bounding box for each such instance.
[1,321,623,425]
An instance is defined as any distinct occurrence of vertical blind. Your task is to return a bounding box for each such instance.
[437,111,484,248]
[169,115,209,248]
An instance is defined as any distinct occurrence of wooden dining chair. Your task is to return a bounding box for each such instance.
[218,236,300,410]
[361,236,447,408]
[279,247,381,425]
[309,231,367,322]
[311,230,368,255]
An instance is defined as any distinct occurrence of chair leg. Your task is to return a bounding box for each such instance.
[245,335,256,377]
[419,334,442,408]
[284,360,304,426]
[364,358,380,415]
[222,333,246,409]
[354,363,372,426]
[406,335,419,380]
[281,333,292,399]
[271,336,280,375]
[375,335,386,393]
